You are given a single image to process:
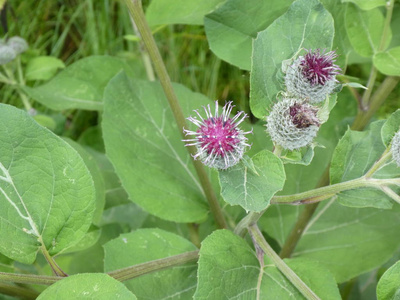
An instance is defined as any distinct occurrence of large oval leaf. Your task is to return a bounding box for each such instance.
[218,150,285,212]
[250,0,334,119]
[293,200,400,283]
[345,4,391,57]
[146,0,224,26]
[0,104,95,263]
[37,273,136,300]
[194,230,341,299]
[104,229,197,299]
[204,0,293,70]
[102,74,211,223]
[22,56,135,111]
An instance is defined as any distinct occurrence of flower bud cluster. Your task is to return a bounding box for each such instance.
[0,36,28,65]
[266,49,340,150]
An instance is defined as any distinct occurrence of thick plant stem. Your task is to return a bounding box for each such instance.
[107,251,199,282]
[124,0,227,229]
[249,225,321,300]
[129,17,156,81]
[0,251,199,286]
[41,247,68,277]
[0,272,60,285]
[0,282,39,300]
[352,76,400,131]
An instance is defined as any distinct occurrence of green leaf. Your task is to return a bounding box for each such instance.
[345,4,392,57]
[218,150,285,212]
[194,230,341,299]
[377,260,400,300]
[0,104,95,264]
[373,46,400,76]
[104,229,197,299]
[102,74,210,223]
[84,148,130,209]
[146,0,224,26]
[204,0,293,70]
[381,109,400,147]
[250,0,334,119]
[342,0,386,10]
[25,56,65,81]
[22,56,134,111]
[343,82,368,89]
[63,139,105,225]
[330,121,394,209]
[293,199,400,282]
[321,0,353,66]
[37,273,136,300]
[280,146,315,165]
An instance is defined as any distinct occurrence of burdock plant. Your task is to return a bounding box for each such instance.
[285,49,341,103]
[183,101,252,170]
[266,97,320,150]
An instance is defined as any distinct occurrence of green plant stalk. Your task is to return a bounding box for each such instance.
[0,282,39,300]
[41,246,68,277]
[0,272,61,285]
[0,251,199,286]
[124,0,227,229]
[248,224,321,300]
[359,0,394,110]
[129,16,156,81]
[364,147,392,178]
[107,250,199,282]
[351,76,400,131]
[271,177,390,204]
[2,64,32,110]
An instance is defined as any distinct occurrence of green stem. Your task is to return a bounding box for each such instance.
[0,272,60,285]
[41,246,68,277]
[187,223,201,248]
[364,147,392,178]
[351,76,400,131]
[0,251,199,286]
[107,251,199,282]
[249,224,321,300]
[272,178,370,204]
[0,282,39,300]
[359,0,394,110]
[234,211,263,237]
[124,0,227,229]
[129,16,156,81]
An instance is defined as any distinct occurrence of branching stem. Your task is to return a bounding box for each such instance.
[249,224,321,300]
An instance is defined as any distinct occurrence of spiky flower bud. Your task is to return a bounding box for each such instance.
[7,36,28,55]
[391,131,400,167]
[183,101,252,170]
[285,49,341,104]
[266,98,320,150]
[0,45,16,65]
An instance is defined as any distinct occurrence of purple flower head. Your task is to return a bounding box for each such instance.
[183,101,252,170]
[300,49,341,86]
[285,49,341,103]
